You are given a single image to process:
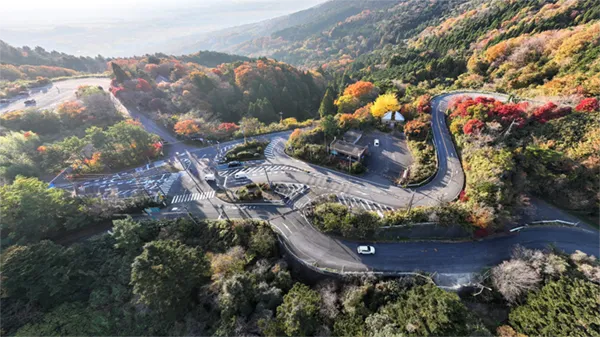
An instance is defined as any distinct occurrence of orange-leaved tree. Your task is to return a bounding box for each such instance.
[343,81,375,99]
[174,119,201,137]
[56,101,86,122]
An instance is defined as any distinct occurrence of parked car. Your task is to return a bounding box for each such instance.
[204,174,216,181]
[357,245,376,255]
[228,161,242,168]
[374,139,380,147]
[18,91,30,96]
[24,99,36,106]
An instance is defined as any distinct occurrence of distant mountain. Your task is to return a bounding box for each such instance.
[0,40,107,73]
[0,40,252,74]
[175,0,396,56]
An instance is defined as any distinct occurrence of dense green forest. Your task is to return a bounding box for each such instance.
[2,190,599,336]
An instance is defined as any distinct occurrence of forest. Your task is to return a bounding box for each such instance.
[1,196,599,336]
[106,56,326,141]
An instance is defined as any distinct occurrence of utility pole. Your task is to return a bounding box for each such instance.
[263,166,272,189]
[406,189,415,214]
[279,111,283,124]
[348,155,352,173]
[181,204,200,226]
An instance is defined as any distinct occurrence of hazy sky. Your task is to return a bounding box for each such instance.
[1,0,327,27]
[1,0,328,56]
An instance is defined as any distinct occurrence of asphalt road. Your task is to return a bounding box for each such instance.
[46,87,597,285]
[0,77,112,114]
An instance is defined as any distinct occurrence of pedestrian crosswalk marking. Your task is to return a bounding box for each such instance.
[336,193,394,213]
[219,165,300,177]
[171,191,215,204]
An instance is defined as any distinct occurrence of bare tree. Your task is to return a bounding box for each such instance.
[316,280,339,320]
[492,259,541,303]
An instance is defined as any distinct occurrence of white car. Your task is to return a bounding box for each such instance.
[204,174,216,181]
[234,172,248,179]
[374,139,380,147]
[357,245,375,255]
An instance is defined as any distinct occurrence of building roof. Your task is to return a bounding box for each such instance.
[382,111,405,122]
[330,139,368,158]
[342,129,363,144]
[155,75,170,84]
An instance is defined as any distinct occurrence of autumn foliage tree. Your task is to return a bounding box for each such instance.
[414,94,432,114]
[343,81,375,99]
[463,119,485,135]
[174,119,201,137]
[335,94,360,114]
[575,97,599,112]
[532,102,571,124]
[404,119,430,141]
[370,93,400,118]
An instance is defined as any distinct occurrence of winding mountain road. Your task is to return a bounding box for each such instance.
[35,83,596,285]
[155,92,597,286]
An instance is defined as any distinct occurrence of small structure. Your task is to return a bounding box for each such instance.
[382,111,405,127]
[155,75,170,84]
[330,139,368,162]
[342,129,363,144]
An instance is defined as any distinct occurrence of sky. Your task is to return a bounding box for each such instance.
[1,0,328,56]
[1,0,326,27]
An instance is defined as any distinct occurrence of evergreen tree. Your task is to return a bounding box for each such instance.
[110,62,130,84]
[319,87,336,117]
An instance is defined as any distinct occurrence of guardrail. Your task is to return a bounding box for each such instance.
[510,219,579,232]
[109,92,129,117]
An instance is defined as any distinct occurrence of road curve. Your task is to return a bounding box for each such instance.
[160,91,596,285]
[48,86,595,284]
[0,77,111,114]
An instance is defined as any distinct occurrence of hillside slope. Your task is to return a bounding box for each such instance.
[176,0,401,57]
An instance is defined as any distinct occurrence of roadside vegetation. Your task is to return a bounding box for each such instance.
[235,182,271,202]
[447,95,599,230]
[305,199,471,240]
[225,140,269,162]
[0,84,165,183]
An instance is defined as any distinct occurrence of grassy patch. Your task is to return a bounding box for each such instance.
[225,140,269,162]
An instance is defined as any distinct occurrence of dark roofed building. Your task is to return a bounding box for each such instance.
[330,139,368,161]
[342,129,363,144]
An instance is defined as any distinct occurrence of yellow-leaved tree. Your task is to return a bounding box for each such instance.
[370,93,400,118]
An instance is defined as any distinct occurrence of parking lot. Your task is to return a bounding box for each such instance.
[359,130,413,182]
[77,172,181,199]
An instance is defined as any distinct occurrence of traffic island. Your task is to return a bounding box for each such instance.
[215,182,285,204]
[223,140,269,162]
[301,196,475,242]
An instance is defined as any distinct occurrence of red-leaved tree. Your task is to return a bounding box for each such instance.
[463,119,485,135]
[532,102,571,124]
[575,97,599,113]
